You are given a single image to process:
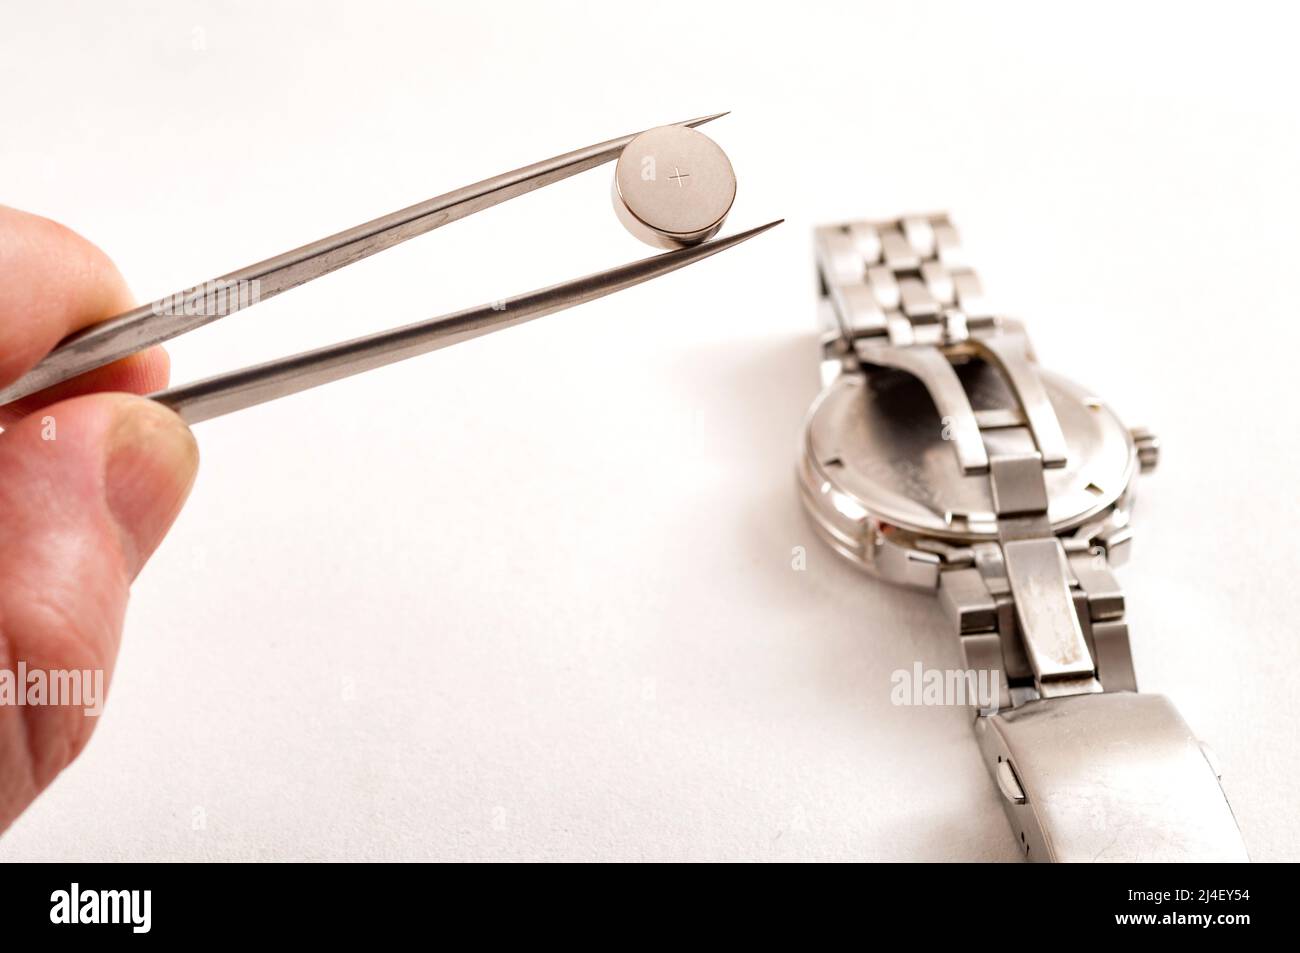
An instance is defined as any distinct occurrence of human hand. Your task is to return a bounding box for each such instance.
[0,205,198,833]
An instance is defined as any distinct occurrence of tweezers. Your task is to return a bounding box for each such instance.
[0,113,779,423]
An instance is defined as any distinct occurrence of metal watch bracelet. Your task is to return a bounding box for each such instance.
[812,215,1248,862]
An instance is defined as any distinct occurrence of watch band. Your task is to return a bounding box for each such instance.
[814,215,1248,862]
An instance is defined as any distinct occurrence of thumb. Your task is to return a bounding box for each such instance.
[0,393,197,831]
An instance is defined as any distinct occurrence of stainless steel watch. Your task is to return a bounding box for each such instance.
[800,214,1249,862]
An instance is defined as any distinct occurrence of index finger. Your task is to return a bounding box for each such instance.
[0,205,169,424]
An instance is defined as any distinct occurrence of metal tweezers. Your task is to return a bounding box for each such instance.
[0,113,778,423]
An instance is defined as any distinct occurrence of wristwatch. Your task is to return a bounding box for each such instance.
[800,214,1249,862]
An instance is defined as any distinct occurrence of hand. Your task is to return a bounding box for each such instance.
[0,205,198,833]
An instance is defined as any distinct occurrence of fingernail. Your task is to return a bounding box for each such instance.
[104,397,199,578]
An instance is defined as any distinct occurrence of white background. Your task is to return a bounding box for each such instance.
[2,1,1297,861]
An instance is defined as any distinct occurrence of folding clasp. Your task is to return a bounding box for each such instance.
[975,692,1249,862]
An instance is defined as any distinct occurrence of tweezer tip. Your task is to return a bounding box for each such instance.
[653,219,782,268]
[727,219,784,240]
[682,111,730,128]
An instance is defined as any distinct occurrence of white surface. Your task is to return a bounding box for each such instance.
[2,0,1298,862]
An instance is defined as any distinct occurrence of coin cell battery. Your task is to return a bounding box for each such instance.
[613,125,737,249]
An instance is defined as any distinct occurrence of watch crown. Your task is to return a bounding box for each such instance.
[1130,427,1160,473]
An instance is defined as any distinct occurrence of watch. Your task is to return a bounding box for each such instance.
[799,214,1249,862]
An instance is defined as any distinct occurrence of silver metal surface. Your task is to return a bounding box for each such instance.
[0,112,744,409]
[853,340,988,474]
[613,125,736,249]
[799,213,1245,862]
[799,368,1135,546]
[1131,426,1160,472]
[976,693,1248,862]
[1000,538,1096,685]
[995,758,1026,805]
